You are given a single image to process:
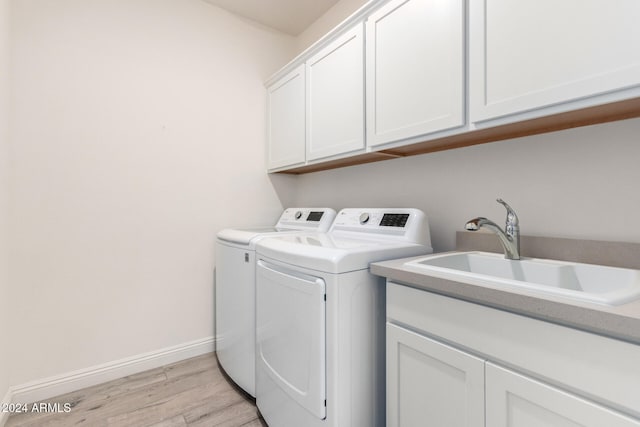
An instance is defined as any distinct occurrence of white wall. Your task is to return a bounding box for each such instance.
[291,118,640,251]
[295,0,367,54]
[0,0,11,404]
[8,0,296,387]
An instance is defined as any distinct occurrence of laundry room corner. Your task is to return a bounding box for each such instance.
[267,173,300,213]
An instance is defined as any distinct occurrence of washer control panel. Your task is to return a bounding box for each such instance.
[379,213,410,228]
[356,212,408,226]
[334,210,412,228]
[330,208,430,244]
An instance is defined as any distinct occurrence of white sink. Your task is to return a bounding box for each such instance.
[405,251,640,305]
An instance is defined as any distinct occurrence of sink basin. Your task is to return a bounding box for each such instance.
[404,251,640,305]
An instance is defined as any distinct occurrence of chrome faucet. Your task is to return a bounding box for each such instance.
[465,199,520,260]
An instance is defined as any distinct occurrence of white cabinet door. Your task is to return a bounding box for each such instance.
[470,0,640,123]
[306,25,365,161]
[267,64,305,170]
[386,323,485,427]
[486,362,640,427]
[366,0,465,148]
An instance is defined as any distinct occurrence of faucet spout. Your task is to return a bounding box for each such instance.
[465,217,488,231]
[465,199,521,260]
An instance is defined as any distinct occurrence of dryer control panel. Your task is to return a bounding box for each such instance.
[277,207,336,231]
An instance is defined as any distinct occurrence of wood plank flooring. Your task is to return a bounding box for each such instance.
[6,353,266,427]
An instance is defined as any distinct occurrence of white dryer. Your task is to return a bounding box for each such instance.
[215,208,336,397]
[255,208,433,427]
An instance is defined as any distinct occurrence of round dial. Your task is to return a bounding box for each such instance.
[359,212,370,224]
[295,211,303,220]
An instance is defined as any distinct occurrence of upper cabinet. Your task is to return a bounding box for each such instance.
[306,24,365,161]
[469,0,640,124]
[366,0,465,148]
[266,0,640,174]
[266,64,306,170]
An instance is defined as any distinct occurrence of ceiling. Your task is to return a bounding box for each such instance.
[202,0,341,36]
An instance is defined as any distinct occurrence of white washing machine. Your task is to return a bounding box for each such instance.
[215,208,336,397]
[255,208,433,427]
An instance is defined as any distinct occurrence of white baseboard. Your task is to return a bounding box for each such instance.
[8,336,215,409]
[0,388,13,427]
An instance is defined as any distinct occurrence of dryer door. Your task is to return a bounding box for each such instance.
[256,260,326,420]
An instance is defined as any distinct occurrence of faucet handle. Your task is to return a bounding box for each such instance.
[496,198,519,227]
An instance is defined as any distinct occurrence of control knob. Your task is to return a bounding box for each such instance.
[295,211,303,220]
[359,212,370,224]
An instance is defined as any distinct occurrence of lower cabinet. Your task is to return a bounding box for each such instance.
[486,363,640,427]
[386,282,640,427]
[386,323,484,427]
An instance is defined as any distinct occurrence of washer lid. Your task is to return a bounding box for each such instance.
[216,208,337,247]
[217,227,284,246]
[256,233,431,274]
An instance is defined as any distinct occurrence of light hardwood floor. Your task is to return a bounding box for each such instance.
[6,353,266,427]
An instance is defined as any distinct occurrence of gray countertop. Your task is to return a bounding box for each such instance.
[371,253,640,346]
